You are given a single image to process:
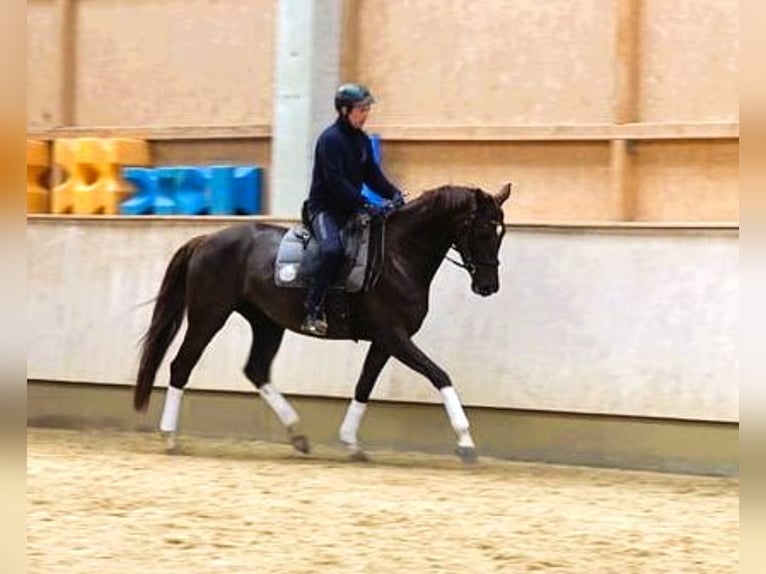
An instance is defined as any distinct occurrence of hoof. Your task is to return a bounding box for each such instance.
[161,432,180,454]
[290,434,311,455]
[456,446,478,464]
[349,448,369,463]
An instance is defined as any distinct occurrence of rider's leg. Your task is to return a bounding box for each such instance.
[303,212,343,335]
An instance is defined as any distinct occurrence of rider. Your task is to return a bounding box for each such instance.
[301,83,405,336]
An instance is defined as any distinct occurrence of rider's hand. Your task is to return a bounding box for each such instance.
[380,199,396,214]
[391,191,405,208]
[365,199,396,217]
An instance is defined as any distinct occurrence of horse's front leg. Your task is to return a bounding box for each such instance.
[388,333,478,464]
[341,341,390,460]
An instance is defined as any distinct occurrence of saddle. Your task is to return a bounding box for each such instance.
[275,211,384,293]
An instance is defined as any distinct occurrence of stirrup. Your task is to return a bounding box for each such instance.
[301,315,328,336]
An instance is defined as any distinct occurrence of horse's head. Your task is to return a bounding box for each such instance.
[451,183,512,296]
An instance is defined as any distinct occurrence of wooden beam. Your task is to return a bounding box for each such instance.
[612,0,641,220]
[26,124,273,141]
[52,0,76,126]
[614,0,641,124]
[340,0,360,82]
[367,122,739,141]
[606,122,738,140]
[26,122,739,142]
[611,139,637,220]
[26,213,739,231]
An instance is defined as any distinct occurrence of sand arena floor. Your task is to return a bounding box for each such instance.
[27,428,738,573]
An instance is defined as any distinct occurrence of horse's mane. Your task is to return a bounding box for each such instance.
[406,185,478,214]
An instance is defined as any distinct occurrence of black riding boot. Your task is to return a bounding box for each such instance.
[301,304,328,336]
[301,211,342,337]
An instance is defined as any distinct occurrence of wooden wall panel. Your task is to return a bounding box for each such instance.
[354,0,615,125]
[380,141,617,222]
[74,0,275,126]
[26,0,739,224]
[640,0,738,121]
[634,140,738,221]
[27,0,59,127]
[151,140,271,167]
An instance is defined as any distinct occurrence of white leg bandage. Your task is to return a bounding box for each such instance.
[440,386,469,431]
[160,386,184,433]
[339,400,367,447]
[259,384,300,428]
[440,386,475,448]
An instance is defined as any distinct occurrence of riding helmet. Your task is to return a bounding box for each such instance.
[334,83,375,112]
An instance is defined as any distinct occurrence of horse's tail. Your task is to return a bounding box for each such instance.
[134,235,206,412]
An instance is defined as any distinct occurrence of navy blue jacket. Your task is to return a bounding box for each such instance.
[307,117,401,224]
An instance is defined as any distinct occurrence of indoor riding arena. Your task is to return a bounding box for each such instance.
[27,1,738,573]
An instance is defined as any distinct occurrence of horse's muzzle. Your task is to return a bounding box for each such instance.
[473,283,498,297]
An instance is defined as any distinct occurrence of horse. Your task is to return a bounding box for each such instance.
[134,183,512,463]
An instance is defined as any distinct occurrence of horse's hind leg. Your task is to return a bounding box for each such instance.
[240,305,309,454]
[159,306,233,453]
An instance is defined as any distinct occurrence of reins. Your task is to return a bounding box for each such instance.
[446,250,476,274]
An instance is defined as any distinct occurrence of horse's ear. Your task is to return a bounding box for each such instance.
[495,183,512,205]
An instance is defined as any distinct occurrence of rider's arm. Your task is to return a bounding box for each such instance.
[362,136,402,201]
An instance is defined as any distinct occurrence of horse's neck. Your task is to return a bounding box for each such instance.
[390,206,457,286]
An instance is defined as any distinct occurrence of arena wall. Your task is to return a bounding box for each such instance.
[27,218,738,423]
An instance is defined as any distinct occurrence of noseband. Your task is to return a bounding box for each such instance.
[446,213,504,275]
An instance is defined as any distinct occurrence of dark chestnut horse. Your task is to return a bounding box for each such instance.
[134,183,511,462]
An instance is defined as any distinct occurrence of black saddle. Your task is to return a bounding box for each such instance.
[275,211,384,293]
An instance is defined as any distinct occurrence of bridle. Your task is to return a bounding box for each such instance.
[446,212,505,276]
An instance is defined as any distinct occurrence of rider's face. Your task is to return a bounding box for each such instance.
[346,104,371,129]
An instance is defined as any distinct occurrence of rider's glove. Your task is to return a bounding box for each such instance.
[365,200,395,217]
[391,191,405,208]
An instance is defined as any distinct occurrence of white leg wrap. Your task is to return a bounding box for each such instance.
[160,386,183,433]
[456,429,476,449]
[440,386,475,448]
[259,384,300,428]
[339,400,367,447]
